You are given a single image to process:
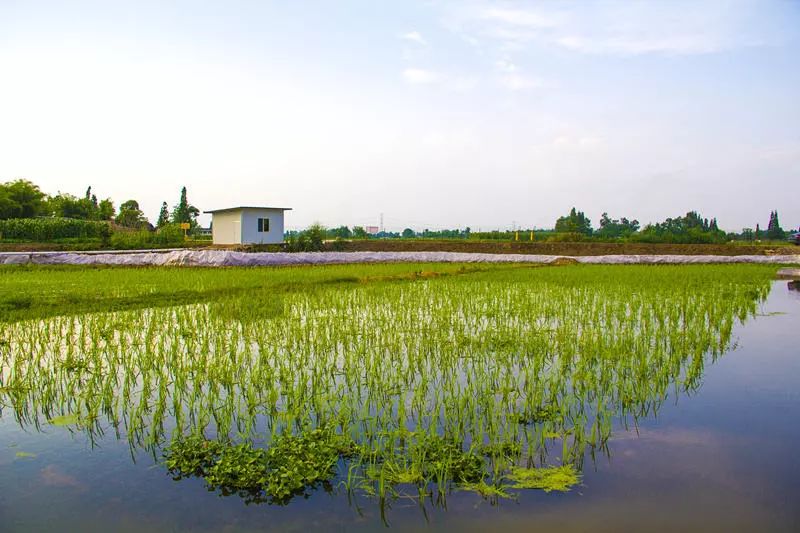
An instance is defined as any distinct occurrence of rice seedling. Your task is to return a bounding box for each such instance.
[0,263,777,514]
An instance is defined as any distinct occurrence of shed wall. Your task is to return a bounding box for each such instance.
[211,211,242,245]
[240,208,286,244]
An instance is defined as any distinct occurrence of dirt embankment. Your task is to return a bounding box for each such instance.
[330,240,797,256]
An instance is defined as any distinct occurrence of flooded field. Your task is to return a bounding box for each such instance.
[0,264,798,531]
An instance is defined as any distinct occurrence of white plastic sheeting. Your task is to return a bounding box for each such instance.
[2,250,799,266]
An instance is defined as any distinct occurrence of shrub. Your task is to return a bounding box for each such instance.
[109,223,185,249]
[0,218,111,241]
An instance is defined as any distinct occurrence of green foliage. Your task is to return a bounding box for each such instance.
[115,199,149,229]
[286,223,326,252]
[505,465,580,492]
[97,198,115,220]
[45,186,114,221]
[410,435,483,483]
[634,211,726,244]
[328,225,352,239]
[0,179,46,219]
[172,187,199,226]
[555,207,592,235]
[766,210,785,240]
[109,223,184,249]
[165,428,351,504]
[156,202,171,228]
[596,212,640,238]
[0,217,111,241]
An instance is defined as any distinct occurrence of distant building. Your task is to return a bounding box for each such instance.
[204,206,292,245]
[365,225,380,235]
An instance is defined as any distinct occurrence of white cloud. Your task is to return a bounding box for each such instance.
[495,59,517,72]
[482,8,558,29]
[499,73,543,90]
[444,0,771,56]
[401,68,477,91]
[402,68,442,84]
[401,31,427,46]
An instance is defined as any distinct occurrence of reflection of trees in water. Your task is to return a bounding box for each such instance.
[0,267,772,508]
[788,280,799,291]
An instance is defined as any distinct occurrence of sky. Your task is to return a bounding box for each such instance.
[1,0,798,232]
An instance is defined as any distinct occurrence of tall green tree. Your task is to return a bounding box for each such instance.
[157,202,171,228]
[172,187,199,225]
[766,210,785,240]
[554,207,592,235]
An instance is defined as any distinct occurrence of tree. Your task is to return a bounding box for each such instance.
[328,225,352,239]
[157,202,171,228]
[172,187,199,225]
[766,210,785,240]
[0,179,46,219]
[402,228,415,238]
[97,199,115,220]
[352,226,368,239]
[636,211,726,244]
[304,223,326,250]
[47,193,93,219]
[554,207,592,235]
[596,212,639,238]
[115,199,149,228]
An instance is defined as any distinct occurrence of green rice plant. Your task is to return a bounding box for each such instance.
[0,263,779,513]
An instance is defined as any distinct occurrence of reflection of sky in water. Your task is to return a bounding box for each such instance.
[1,281,798,532]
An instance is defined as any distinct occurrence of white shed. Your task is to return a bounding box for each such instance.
[204,206,292,245]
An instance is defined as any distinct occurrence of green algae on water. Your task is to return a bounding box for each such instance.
[506,465,581,492]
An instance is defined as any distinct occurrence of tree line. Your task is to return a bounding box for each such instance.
[0,179,200,230]
[2,178,795,245]
[294,208,794,245]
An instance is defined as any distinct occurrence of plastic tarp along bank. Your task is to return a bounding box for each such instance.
[2,250,799,267]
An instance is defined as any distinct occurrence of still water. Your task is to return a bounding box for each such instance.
[1,281,798,532]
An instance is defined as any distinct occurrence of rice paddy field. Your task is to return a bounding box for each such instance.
[0,263,798,531]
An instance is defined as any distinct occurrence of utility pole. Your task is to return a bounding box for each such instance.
[380,213,384,233]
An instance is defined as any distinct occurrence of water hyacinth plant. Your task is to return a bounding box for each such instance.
[0,263,776,512]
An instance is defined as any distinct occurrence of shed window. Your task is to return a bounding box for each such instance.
[257,218,269,232]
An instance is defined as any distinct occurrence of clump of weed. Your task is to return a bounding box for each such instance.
[164,428,353,504]
[458,480,514,501]
[505,464,580,492]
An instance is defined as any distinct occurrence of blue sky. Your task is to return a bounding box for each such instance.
[1,0,798,231]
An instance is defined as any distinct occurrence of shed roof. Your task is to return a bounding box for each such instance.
[204,206,292,214]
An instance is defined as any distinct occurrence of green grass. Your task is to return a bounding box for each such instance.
[0,262,778,509]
